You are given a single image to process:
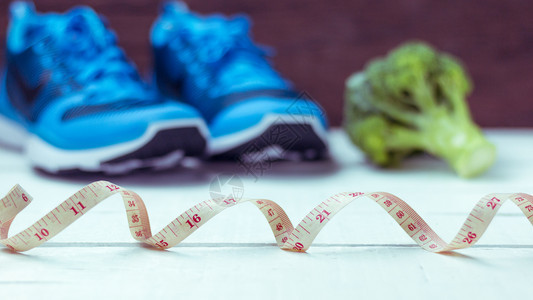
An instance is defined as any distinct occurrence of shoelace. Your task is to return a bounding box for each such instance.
[39,11,158,111]
[59,14,138,86]
[168,15,285,98]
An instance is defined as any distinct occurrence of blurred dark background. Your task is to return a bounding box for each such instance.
[1,0,532,127]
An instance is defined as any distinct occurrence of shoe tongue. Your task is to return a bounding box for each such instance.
[62,7,109,52]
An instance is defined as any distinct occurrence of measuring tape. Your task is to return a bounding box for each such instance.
[1,181,533,252]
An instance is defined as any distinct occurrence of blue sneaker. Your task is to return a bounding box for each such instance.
[0,2,208,174]
[151,2,328,161]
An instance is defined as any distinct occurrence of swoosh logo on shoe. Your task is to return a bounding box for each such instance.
[6,61,51,121]
[14,67,48,106]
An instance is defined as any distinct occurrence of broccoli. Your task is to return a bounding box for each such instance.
[344,42,495,178]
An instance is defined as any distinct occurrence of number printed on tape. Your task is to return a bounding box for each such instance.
[1,181,533,253]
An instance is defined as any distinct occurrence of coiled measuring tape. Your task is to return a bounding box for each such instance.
[1,180,533,252]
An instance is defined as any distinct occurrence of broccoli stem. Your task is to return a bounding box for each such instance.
[446,89,471,120]
[371,98,423,127]
[419,108,495,178]
[384,107,495,177]
[386,126,425,149]
[412,77,437,113]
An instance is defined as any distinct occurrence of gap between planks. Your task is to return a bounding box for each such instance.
[10,242,533,249]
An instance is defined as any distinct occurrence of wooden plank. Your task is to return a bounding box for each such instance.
[0,246,531,299]
[0,129,533,299]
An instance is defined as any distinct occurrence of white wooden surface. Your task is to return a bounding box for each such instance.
[1,129,532,300]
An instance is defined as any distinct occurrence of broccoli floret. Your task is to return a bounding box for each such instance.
[344,42,495,178]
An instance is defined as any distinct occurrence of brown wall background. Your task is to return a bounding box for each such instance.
[1,0,532,127]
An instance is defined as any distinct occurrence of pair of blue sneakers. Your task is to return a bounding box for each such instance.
[0,1,328,174]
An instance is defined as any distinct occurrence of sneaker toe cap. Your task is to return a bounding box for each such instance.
[209,97,328,138]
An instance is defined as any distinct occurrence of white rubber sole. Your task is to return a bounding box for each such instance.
[0,114,29,150]
[0,115,209,174]
[208,114,328,155]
